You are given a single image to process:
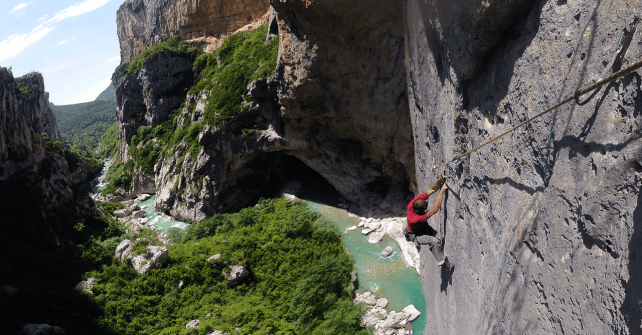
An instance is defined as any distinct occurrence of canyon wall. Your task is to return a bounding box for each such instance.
[268,0,416,212]
[116,0,270,63]
[111,0,642,333]
[114,0,416,220]
[407,0,642,333]
[1,70,62,182]
[0,68,98,235]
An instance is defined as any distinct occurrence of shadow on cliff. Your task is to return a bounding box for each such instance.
[440,192,455,292]
[0,173,116,335]
[553,72,642,160]
[252,153,348,208]
[621,191,642,332]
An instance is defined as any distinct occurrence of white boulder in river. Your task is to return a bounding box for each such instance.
[368,231,385,243]
[381,246,394,257]
[354,292,418,335]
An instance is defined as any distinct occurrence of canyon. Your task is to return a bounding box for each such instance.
[1,0,640,333]
[112,0,641,333]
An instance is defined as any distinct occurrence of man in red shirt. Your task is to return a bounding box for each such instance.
[406,173,448,265]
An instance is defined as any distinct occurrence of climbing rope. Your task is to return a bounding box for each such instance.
[431,56,642,173]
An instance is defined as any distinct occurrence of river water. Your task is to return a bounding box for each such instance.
[93,161,425,333]
[306,201,426,334]
[135,195,189,231]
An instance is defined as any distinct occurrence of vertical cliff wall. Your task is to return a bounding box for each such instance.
[0,68,97,231]
[116,0,270,63]
[1,70,62,181]
[113,0,417,220]
[407,0,642,333]
[270,0,416,212]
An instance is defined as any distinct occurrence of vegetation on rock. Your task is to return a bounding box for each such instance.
[127,36,201,75]
[191,24,279,126]
[85,198,372,335]
[51,101,117,158]
[96,122,120,159]
[17,84,31,97]
[104,25,279,196]
[101,159,134,196]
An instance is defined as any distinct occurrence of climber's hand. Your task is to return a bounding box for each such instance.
[441,182,448,191]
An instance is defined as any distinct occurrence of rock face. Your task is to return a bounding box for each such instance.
[21,324,65,335]
[354,292,417,335]
[223,265,249,288]
[270,0,416,209]
[1,70,62,181]
[132,171,156,194]
[116,49,196,163]
[0,68,98,232]
[185,319,200,329]
[74,277,97,294]
[407,0,642,333]
[116,0,269,63]
[118,0,416,221]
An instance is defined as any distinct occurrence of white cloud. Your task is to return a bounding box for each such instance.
[56,37,76,45]
[103,56,120,63]
[10,2,33,16]
[40,63,73,73]
[48,0,113,23]
[63,77,112,104]
[0,24,55,63]
[40,57,93,73]
[2,0,112,63]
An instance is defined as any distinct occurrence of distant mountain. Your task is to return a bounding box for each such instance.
[51,100,117,157]
[95,84,116,102]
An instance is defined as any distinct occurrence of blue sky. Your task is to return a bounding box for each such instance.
[1,0,122,104]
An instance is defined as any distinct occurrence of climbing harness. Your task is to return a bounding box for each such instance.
[431,20,642,174]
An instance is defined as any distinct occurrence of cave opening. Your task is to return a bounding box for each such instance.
[238,152,347,209]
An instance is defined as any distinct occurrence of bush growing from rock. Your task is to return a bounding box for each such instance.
[84,198,370,334]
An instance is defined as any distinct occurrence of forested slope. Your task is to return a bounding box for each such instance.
[51,101,117,157]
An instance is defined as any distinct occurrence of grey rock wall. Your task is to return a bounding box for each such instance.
[0,70,62,181]
[407,0,642,333]
[116,0,418,220]
[0,67,98,231]
[116,49,195,162]
[270,0,416,212]
[116,0,269,63]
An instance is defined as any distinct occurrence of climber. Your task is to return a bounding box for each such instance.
[406,172,448,266]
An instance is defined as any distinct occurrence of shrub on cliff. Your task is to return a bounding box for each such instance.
[127,36,200,75]
[101,159,134,196]
[190,24,279,125]
[84,198,371,335]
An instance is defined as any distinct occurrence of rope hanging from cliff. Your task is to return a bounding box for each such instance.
[432,56,642,173]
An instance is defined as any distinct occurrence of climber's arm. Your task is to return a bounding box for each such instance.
[426,183,447,218]
[425,173,447,198]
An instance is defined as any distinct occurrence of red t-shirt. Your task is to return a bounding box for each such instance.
[406,192,429,234]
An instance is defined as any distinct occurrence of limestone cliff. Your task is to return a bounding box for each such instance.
[116,0,269,63]
[407,0,642,333]
[270,0,416,213]
[114,0,415,220]
[112,0,642,333]
[1,70,62,181]
[0,68,98,235]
